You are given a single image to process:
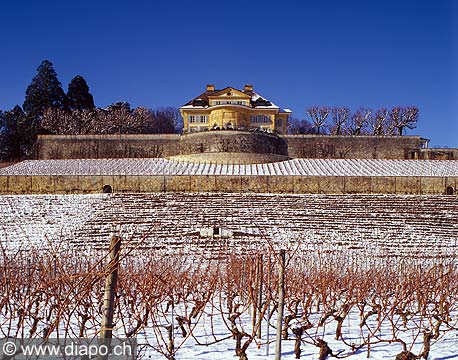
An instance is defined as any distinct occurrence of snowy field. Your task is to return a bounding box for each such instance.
[0,193,457,259]
[1,158,458,176]
[0,193,457,359]
[136,303,458,360]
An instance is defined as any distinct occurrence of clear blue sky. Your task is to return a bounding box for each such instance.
[0,0,456,147]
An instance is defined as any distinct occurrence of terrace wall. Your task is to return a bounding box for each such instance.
[1,175,456,195]
[34,134,181,159]
[283,135,426,159]
[33,131,289,161]
[179,130,288,156]
[33,133,455,161]
[420,148,458,160]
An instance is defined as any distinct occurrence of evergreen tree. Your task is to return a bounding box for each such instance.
[23,60,67,119]
[0,106,36,160]
[67,75,95,111]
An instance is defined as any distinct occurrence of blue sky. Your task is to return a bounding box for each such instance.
[0,0,456,147]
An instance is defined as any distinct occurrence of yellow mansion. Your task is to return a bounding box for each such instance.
[180,84,291,134]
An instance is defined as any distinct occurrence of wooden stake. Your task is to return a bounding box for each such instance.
[275,249,286,360]
[252,257,257,332]
[99,235,121,359]
[257,255,263,339]
[266,255,271,356]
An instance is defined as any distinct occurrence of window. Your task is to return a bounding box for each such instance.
[275,119,283,127]
[250,115,271,123]
[189,115,208,123]
[212,100,246,106]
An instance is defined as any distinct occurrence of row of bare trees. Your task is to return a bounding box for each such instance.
[1,238,457,360]
[289,106,419,136]
[40,103,182,135]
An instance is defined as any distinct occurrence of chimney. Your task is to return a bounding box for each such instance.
[244,84,253,94]
[206,84,215,92]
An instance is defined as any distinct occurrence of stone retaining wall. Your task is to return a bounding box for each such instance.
[34,134,181,159]
[178,130,288,156]
[35,133,457,161]
[420,148,458,160]
[1,175,456,195]
[283,135,426,159]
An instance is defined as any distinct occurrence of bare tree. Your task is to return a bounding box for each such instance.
[369,108,389,136]
[330,107,350,135]
[387,106,402,135]
[41,108,75,135]
[101,104,136,134]
[151,107,182,134]
[77,109,100,134]
[287,117,315,134]
[400,106,419,135]
[306,106,330,134]
[41,104,169,135]
[347,108,371,135]
[132,107,154,133]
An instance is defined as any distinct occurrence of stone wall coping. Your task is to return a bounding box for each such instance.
[37,134,181,140]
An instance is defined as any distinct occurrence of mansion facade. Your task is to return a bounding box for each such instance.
[179,84,291,134]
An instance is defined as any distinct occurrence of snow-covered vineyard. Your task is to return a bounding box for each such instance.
[1,158,458,176]
[1,193,457,260]
[1,192,458,359]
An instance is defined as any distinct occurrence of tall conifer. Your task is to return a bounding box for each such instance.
[67,75,95,111]
[23,60,67,118]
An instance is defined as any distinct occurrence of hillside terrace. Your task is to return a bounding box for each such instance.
[1,158,457,177]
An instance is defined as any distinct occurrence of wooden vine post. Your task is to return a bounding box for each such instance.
[99,235,122,359]
[257,254,263,339]
[266,255,271,356]
[275,249,286,360]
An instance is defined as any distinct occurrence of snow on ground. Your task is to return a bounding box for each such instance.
[134,303,458,360]
[1,193,458,359]
[0,158,458,177]
[0,193,457,260]
[0,194,108,250]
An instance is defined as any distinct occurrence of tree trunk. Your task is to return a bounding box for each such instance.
[166,325,175,360]
[282,314,295,340]
[292,327,304,359]
[317,339,332,360]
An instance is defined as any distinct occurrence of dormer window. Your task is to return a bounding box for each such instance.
[192,99,206,107]
[252,98,272,107]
